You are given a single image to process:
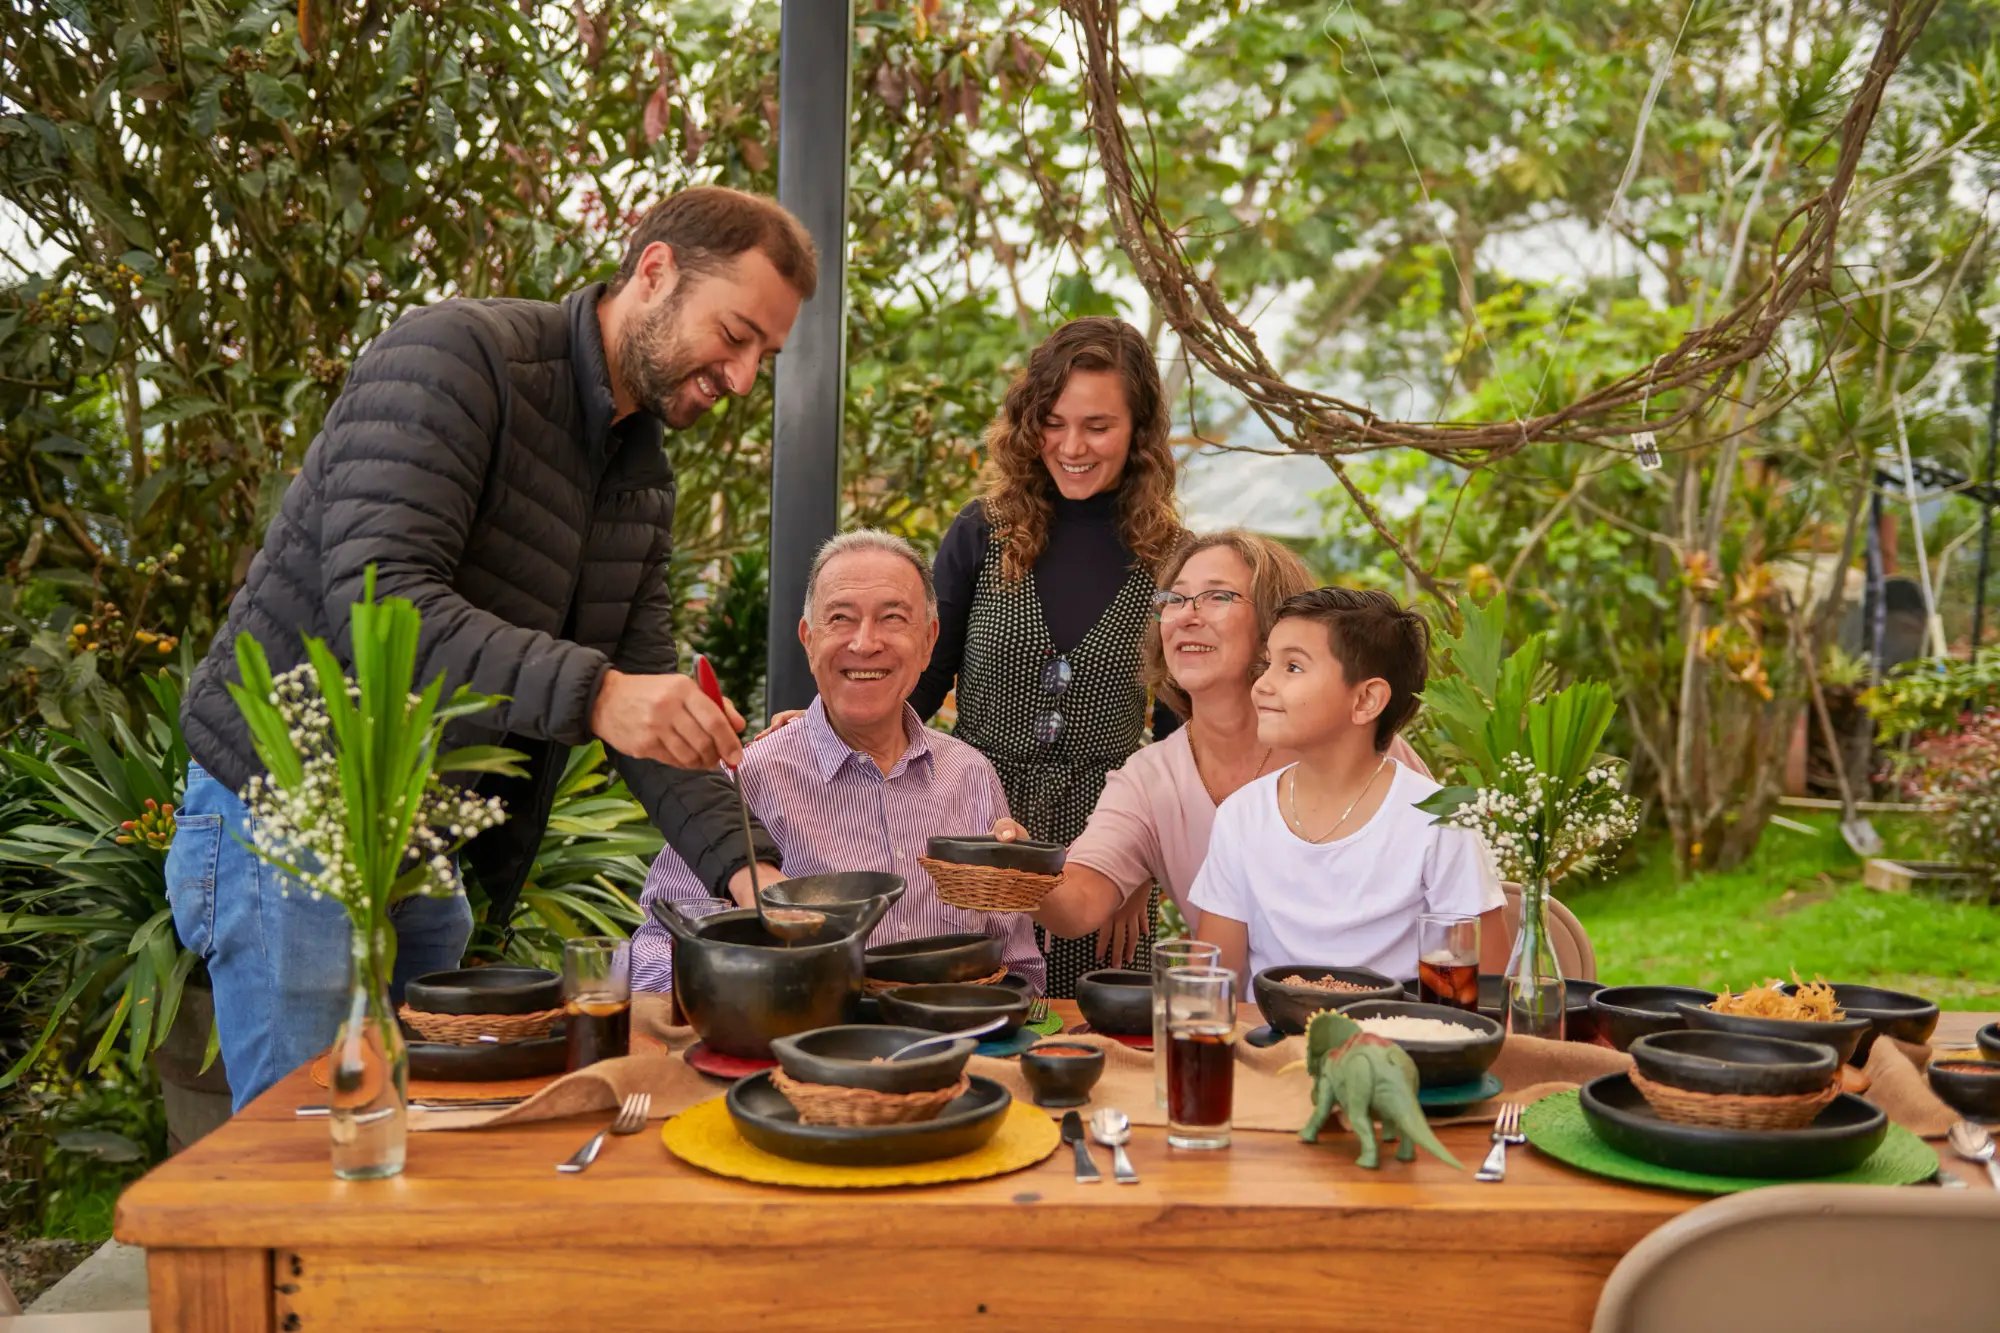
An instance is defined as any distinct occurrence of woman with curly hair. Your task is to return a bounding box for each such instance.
[911,316,1185,996]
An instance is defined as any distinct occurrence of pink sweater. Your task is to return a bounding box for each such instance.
[1065,728,1430,917]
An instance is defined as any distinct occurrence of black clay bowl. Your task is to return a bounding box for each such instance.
[1336,1000,1505,1088]
[865,933,1006,986]
[1020,1042,1106,1108]
[726,1070,1011,1167]
[406,1033,568,1082]
[1589,985,1717,1051]
[1678,1004,1871,1068]
[1252,965,1403,1035]
[875,983,1031,1038]
[1980,1023,2000,1061]
[1579,1073,1887,1179]
[1628,1031,1838,1098]
[404,966,562,1017]
[1927,1059,2000,1121]
[767,1024,975,1095]
[763,871,906,910]
[1780,982,1939,1063]
[1075,969,1153,1037]
[925,834,1067,877]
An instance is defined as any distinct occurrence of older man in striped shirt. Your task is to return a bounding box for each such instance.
[631,530,1045,993]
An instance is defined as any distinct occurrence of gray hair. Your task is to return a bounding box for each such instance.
[802,529,938,620]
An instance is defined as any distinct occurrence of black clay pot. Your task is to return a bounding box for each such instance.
[1336,999,1505,1088]
[653,899,884,1060]
[1252,965,1402,1036]
[767,1025,973,1095]
[875,983,1030,1037]
[924,834,1067,876]
[1020,1042,1106,1108]
[404,966,562,1016]
[1628,1031,1838,1098]
[1928,1059,2000,1121]
[1779,982,1939,1064]
[1075,969,1153,1036]
[1979,1023,2000,1061]
[1588,985,1717,1051]
[1580,1073,1886,1179]
[1678,1004,1872,1068]
[865,932,1006,987]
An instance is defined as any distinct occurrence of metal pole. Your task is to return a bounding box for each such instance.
[765,0,853,718]
[1972,342,1999,654]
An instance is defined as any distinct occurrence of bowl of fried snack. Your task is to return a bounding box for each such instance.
[1679,978,1873,1067]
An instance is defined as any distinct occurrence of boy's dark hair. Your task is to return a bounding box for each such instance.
[1272,587,1429,751]
[612,186,818,299]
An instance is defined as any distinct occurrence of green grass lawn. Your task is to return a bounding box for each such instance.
[1565,813,2000,1010]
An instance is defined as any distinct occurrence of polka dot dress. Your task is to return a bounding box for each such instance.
[953,539,1159,997]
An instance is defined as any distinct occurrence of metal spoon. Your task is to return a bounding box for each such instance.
[1089,1107,1140,1184]
[1947,1119,2000,1191]
[887,1018,1007,1060]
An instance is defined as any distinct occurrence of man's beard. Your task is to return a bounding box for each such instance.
[618,285,707,426]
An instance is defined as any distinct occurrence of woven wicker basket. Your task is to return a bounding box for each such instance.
[769,1067,971,1126]
[1629,1067,1841,1130]
[397,1003,563,1046]
[919,856,1060,913]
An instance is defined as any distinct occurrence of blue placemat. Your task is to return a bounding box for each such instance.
[1420,1071,1503,1110]
[975,1027,1043,1058]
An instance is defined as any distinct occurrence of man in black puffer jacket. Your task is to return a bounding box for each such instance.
[168,187,807,1108]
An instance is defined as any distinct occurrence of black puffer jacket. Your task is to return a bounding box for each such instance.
[183,284,775,910]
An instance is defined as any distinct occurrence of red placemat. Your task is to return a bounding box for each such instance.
[1069,1025,1152,1052]
[684,1041,777,1080]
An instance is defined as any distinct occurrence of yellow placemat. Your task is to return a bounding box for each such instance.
[660,1095,1059,1189]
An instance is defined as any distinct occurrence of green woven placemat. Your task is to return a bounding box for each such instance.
[1026,1010,1063,1037]
[1521,1090,1938,1194]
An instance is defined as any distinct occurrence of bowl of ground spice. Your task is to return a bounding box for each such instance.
[1252,965,1405,1036]
[1020,1041,1107,1108]
[1928,1057,2000,1121]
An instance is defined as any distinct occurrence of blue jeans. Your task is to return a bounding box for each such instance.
[165,761,474,1111]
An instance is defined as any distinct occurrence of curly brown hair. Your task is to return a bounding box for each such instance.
[978,317,1183,582]
[1144,531,1315,720]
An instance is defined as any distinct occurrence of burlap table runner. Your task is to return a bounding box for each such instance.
[393,996,1957,1139]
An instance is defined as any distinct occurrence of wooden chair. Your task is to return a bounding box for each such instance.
[1592,1184,2000,1332]
[1499,882,1598,980]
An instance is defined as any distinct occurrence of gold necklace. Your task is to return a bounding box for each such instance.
[1188,728,1272,807]
[1286,755,1390,843]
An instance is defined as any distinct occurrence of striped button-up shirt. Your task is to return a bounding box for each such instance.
[630,698,1045,994]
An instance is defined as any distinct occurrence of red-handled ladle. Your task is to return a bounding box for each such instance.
[693,655,817,944]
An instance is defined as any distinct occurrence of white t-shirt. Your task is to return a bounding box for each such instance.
[1187,759,1503,984]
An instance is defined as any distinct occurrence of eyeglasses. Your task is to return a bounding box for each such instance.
[1034,652,1072,748]
[1151,588,1245,620]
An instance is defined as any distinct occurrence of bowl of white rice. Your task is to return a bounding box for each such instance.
[1337,1000,1506,1088]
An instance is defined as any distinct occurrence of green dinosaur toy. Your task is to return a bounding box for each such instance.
[1281,1009,1463,1170]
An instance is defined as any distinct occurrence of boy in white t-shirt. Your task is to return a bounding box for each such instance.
[1188,587,1506,989]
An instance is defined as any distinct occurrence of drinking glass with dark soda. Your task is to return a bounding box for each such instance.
[564,936,631,1071]
[1164,965,1237,1150]
[1417,913,1480,1012]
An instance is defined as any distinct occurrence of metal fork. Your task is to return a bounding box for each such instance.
[1475,1102,1524,1183]
[1026,996,1049,1028]
[555,1092,651,1174]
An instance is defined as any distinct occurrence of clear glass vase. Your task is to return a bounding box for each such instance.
[1504,877,1565,1040]
[328,928,407,1180]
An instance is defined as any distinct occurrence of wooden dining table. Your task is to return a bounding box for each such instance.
[114,1007,1995,1332]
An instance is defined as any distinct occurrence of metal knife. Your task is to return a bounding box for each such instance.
[1060,1110,1102,1184]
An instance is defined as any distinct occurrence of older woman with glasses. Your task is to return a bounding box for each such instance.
[910,317,1185,996]
[1021,531,1427,950]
